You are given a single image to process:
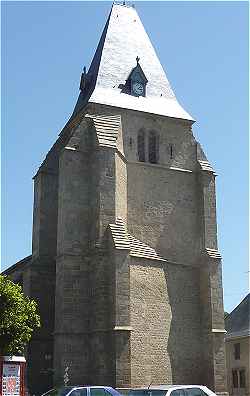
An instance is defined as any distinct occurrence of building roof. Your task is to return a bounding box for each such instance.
[225,293,250,339]
[1,255,32,276]
[74,3,194,122]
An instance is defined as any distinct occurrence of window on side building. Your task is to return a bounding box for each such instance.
[239,369,246,388]
[232,370,239,388]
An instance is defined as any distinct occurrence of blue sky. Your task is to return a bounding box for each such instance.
[1,1,249,313]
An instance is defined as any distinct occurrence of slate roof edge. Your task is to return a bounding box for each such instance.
[226,293,250,318]
[88,94,195,123]
[225,330,250,340]
[34,105,90,177]
[2,255,32,276]
[87,103,194,126]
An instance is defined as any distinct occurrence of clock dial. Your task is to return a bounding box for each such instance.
[132,82,144,96]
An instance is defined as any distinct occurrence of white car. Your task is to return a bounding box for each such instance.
[121,385,217,396]
[42,386,123,396]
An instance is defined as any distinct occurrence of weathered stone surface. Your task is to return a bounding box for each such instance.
[4,102,228,393]
[3,3,228,394]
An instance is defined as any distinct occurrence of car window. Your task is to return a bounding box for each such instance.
[200,391,209,396]
[44,388,74,396]
[60,389,76,396]
[147,392,167,396]
[44,386,72,396]
[128,391,167,396]
[128,391,146,396]
[90,389,112,396]
[70,390,87,396]
[44,391,58,396]
[170,390,186,396]
[185,389,204,396]
[70,391,87,396]
[199,389,213,396]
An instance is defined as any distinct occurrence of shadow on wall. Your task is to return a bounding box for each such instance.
[130,258,202,385]
[154,169,200,266]
[164,263,203,384]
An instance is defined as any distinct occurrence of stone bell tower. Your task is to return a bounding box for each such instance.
[28,2,228,393]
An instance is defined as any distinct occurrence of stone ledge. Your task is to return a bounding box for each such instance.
[198,159,215,173]
[114,326,133,331]
[128,160,194,174]
[205,248,222,259]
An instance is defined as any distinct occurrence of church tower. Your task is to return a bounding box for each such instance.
[6,3,228,394]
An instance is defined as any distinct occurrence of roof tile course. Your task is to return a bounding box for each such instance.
[109,218,167,262]
[86,113,121,148]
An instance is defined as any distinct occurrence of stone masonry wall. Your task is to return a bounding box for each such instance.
[54,129,91,385]
[130,257,202,386]
[89,248,115,385]
[4,102,227,392]
[115,152,128,223]
[127,165,200,264]
[27,259,56,395]
[32,171,58,259]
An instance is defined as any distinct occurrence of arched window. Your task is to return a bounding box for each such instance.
[137,130,145,162]
[148,131,158,164]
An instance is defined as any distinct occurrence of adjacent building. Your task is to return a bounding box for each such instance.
[225,294,250,396]
[3,3,228,395]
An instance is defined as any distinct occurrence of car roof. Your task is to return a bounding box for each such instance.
[42,386,123,395]
[128,386,215,392]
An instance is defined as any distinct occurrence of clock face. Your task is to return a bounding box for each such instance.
[132,82,144,96]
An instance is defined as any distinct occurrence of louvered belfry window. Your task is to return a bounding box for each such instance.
[137,130,145,162]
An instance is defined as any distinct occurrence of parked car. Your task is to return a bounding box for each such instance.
[42,386,123,396]
[117,386,217,396]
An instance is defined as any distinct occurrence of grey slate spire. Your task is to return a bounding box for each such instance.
[74,3,193,121]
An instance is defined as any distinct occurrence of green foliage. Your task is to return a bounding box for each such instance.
[0,275,40,355]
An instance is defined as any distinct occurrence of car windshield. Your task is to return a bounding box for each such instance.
[128,391,167,396]
[44,387,74,396]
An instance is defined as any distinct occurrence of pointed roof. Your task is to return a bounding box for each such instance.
[126,60,148,84]
[74,3,194,122]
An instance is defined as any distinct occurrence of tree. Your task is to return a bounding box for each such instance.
[0,275,40,355]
